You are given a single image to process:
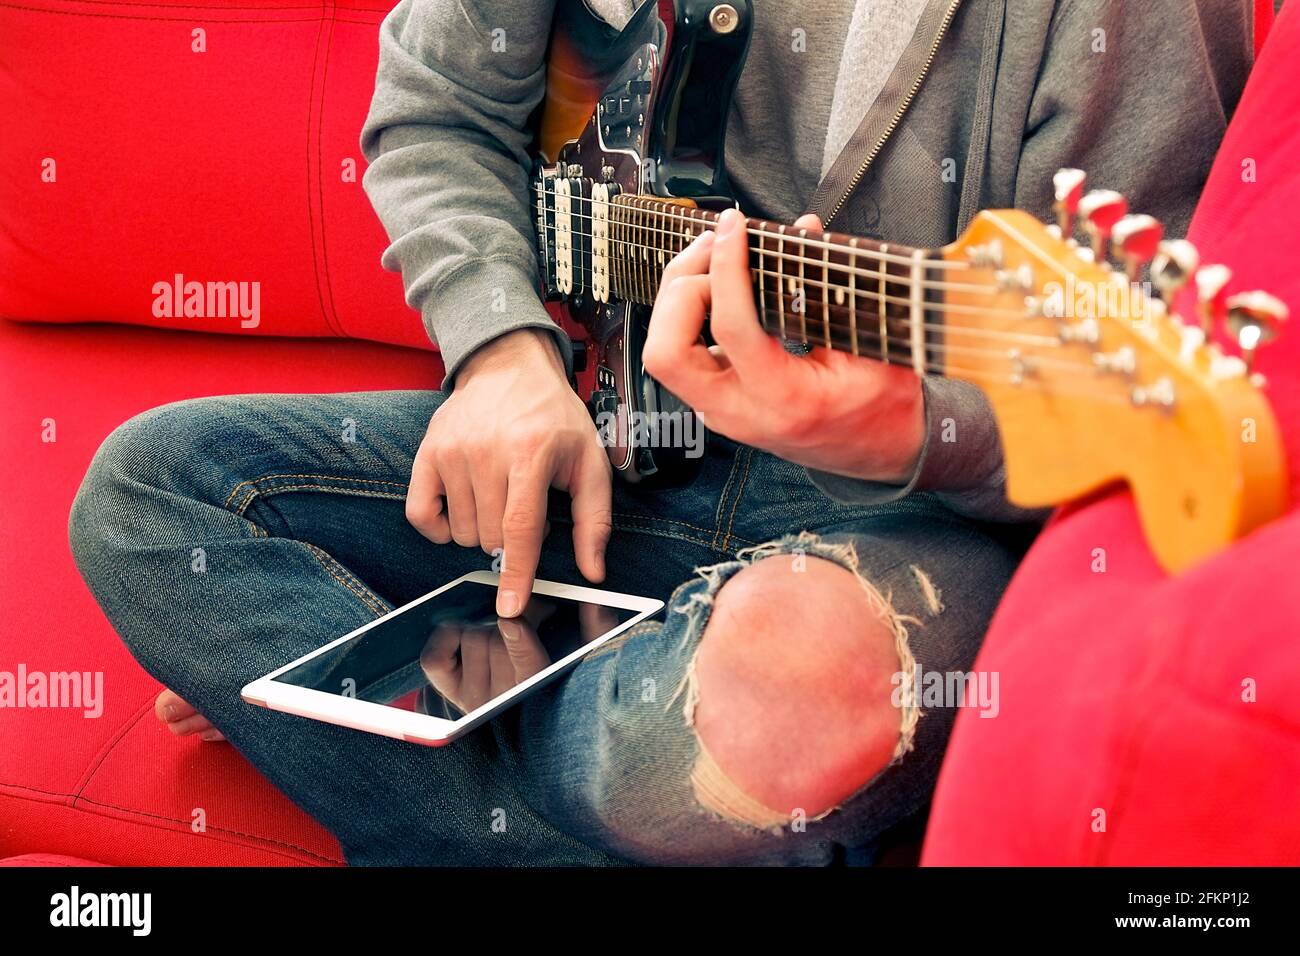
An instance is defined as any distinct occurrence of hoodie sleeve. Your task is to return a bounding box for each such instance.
[360,0,571,387]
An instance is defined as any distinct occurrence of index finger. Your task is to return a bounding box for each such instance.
[708,208,798,383]
[496,463,549,617]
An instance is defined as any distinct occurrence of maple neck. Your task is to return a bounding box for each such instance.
[606,195,946,372]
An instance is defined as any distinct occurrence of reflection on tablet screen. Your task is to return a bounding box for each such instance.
[272,581,638,719]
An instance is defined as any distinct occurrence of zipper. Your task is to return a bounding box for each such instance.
[824,0,964,225]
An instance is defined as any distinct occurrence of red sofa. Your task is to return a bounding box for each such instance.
[0,0,436,865]
[0,0,1288,867]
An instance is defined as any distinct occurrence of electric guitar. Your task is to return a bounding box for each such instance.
[530,0,1289,574]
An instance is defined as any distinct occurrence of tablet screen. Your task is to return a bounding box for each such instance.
[271,580,640,719]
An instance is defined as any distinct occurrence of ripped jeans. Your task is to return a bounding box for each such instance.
[69,390,1018,865]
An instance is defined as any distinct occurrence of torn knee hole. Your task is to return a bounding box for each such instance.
[670,533,924,832]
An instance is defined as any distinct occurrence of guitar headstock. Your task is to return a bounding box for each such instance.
[940,170,1289,573]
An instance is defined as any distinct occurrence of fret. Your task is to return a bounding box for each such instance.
[636,201,646,305]
[847,238,859,356]
[878,243,890,364]
[651,205,661,300]
[611,198,622,301]
[651,205,661,297]
[795,228,808,343]
[776,224,787,340]
[641,203,653,304]
[755,220,768,333]
[910,249,927,375]
[820,235,831,349]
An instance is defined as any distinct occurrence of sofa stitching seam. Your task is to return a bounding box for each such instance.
[0,3,327,22]
[0,782,342,864]
[70,698,155,802]
[309,0,340,335]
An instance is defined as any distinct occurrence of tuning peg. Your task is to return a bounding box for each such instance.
[1225,290,1288,372]
[1150,239,1200,311]
[1110,214,1164,282]
[1053,168,1087,237]
[1078,190,1129,260]
[1195,264,1233,334]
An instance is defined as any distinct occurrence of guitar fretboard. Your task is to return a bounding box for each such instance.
[536,183,945,374]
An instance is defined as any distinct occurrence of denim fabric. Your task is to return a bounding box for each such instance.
[69,390,1016,865]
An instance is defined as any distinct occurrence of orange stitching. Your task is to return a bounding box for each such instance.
[233,485,406,516]
[302,543,388,618]
[223,473,409,510]
[606,516,744,553]
[611,511,729,541]
[720,449,755,552]
[711,448,744,549]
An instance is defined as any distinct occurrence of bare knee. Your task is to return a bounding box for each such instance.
[690,554,905,823]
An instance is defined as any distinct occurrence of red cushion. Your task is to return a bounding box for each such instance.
[0,316,442,865]
[0,0,430,352]
[923,3,1300,866]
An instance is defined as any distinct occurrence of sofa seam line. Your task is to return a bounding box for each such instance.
[0,783,342,864]
[0,3,327,22]
[69,697,156,803]
[316,0,345,337]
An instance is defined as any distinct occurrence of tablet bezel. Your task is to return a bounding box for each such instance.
[240,571,664,746]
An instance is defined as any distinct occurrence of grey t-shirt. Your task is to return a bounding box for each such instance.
[589,0,930,221]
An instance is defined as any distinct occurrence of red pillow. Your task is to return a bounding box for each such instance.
[0,0,430,351]
[923,3,1300,865]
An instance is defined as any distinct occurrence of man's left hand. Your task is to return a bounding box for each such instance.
[643,207,926,484]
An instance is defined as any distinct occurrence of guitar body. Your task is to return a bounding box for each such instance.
[536,0,753,485]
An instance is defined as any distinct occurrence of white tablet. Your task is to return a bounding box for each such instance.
[241,571,663,746]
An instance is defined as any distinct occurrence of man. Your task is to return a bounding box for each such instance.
[70,0,1253,865]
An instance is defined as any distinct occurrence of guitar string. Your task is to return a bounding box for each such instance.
[541,202,983,283]
[736,308,1158,403]
[748,306,1119,376]
[536,189,1181,385]
[550,222,1002,296]
[562,244,1157,371]
[539,186,976,271]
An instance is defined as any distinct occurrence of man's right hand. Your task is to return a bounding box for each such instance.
[406,328,613,617]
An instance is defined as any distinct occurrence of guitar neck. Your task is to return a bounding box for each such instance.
[603,195,947,375]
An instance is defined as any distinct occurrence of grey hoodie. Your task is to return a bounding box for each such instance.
[360,0,1253,522]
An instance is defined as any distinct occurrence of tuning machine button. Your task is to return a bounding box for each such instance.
[1111,214,1164,282]
[1225,290,1288,372]
[1150,239,1201,312]
[1078,190,1129,260]
[1195,264,1233,334]
[1053,168,1087,238]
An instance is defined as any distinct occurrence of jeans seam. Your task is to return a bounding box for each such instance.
[610,515,748,554]
[301,543,389,619]
[718,448,756,553]
[223,473,409,512]
[710,446,747,549]
[611,512,755,551]
[237,485,407,514]
[220,473,396,618]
